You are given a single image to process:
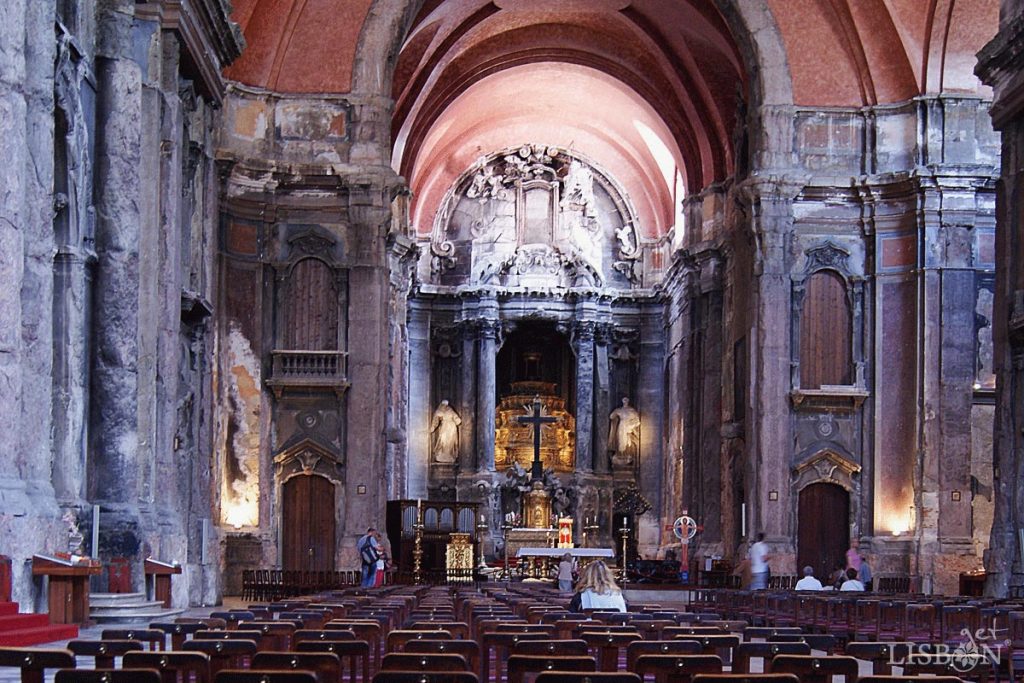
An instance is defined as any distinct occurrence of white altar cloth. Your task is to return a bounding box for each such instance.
[515,547,615,559]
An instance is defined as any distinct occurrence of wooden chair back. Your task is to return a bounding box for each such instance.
[251,651,342,683]
[769,654,860,683]
[0,647,75,683]
[506,655,596,683]
[55,669,161,683]
[67,640,143,669]
[404,639,480,672]
[293,640,369,683]
[627,641,704,670]
[380,652,468,672]
[533,672,641,683]
[634,654,723,683]
[213,671,317,683]
[100,629,165,650]
[733,642,810,674]
[123,650,212,683]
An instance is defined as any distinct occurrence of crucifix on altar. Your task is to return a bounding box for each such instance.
[517,397,558,529]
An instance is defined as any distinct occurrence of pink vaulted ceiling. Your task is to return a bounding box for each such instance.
[224,0,375,92]
[407,63,683,239]
[766,0,998,106]
[393,0,746,239]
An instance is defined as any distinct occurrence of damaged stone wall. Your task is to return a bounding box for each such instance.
[665,97,998,592]
[0,0,240,607]
[216,86,407,587]
[977,4,1024,597]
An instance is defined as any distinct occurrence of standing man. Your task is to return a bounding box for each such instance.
[749,532,770,590]
[859,554,873,591]
[357,527,380,588]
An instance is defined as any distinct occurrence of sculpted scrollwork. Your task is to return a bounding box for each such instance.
[430,144,643,287]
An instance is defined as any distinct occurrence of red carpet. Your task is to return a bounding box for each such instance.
[0,601,78,646]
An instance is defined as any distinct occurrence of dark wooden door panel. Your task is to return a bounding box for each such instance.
[797,482,849,584]
[282,475,336,571]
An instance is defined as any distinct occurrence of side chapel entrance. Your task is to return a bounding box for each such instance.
[282,474,336,571]
[797,482,849,583]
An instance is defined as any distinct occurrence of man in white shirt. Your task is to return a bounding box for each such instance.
[749,532,770,589]
[795,565,823,590]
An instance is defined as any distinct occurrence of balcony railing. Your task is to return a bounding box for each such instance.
[266,350,349,397]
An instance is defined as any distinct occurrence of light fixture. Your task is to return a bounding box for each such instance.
[357,484,367,495]
[952,490,961,502]
[768,490,778,501]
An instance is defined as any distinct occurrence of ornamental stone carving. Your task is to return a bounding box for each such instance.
[427,145,642,289]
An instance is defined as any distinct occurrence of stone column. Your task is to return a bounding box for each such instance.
[741,179,798,570]
[573,321,596,472]
[0,0,63,606]
[476,320,499,472]
[593,323,613,475]
[91,0,144,506]
[459,322,476,469]
[407,304,431,498]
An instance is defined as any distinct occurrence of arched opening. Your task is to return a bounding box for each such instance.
[797,482,850,583]
[281,474,337,571]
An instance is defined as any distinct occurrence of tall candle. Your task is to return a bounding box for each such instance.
[481,514,485,524]
[622,516,627,526]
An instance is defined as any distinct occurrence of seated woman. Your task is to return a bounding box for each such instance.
[839,567,864,592]
[569,560,627,612]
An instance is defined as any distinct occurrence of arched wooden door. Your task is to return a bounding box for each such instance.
[282,474,336,571]
[797,482,849,583]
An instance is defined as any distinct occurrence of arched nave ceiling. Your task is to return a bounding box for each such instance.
[224,0,997,239]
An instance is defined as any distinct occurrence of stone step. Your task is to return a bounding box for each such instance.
[90,592,149,606]
[90,601,167,613]
[89,606,187,623]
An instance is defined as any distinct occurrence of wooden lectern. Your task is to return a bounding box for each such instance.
[32,554,101,624]
[144,558,182,608]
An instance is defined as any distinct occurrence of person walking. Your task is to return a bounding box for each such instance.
[357,527,380,588]
[557,552,575,592]
[749,533,770,590]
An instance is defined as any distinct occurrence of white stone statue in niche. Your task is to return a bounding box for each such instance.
[431,399,462,464]
[608,397,641,466]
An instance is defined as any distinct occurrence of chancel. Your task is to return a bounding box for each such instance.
[5,0,1024,628]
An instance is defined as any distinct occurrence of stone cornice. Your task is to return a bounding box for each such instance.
[976,10,1024,128]
[136,1,244,105]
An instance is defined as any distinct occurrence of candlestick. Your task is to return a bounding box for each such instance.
[412,499,425,585]
[619,523,631,585]
[476,513,489,571]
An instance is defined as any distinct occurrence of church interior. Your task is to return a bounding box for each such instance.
[4,0,1024,630]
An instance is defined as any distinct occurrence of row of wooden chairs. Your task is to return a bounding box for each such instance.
[242,570,365,600]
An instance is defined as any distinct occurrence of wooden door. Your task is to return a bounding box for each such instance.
[282,474,336,571]
[797,482,849,584]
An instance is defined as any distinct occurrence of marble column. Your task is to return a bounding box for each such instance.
[593,324,613,475]
[459,323,476,469]
[406,305,431,497]
[573,322,597,472]
[90,0,144,506]
[741,179,798,567]
[476,320,499,472]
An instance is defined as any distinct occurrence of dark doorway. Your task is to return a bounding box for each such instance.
[282,474,336,571]
[797,482,849,584]
[496,322,574,407]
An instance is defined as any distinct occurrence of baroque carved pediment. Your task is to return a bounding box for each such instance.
[801,242,852,279]
[792,448,860,491]
[481,244,602,288]
[288,228,336,257]
[274,436,343,481]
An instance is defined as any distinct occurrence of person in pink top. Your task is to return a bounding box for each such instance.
[846,538,862,573]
